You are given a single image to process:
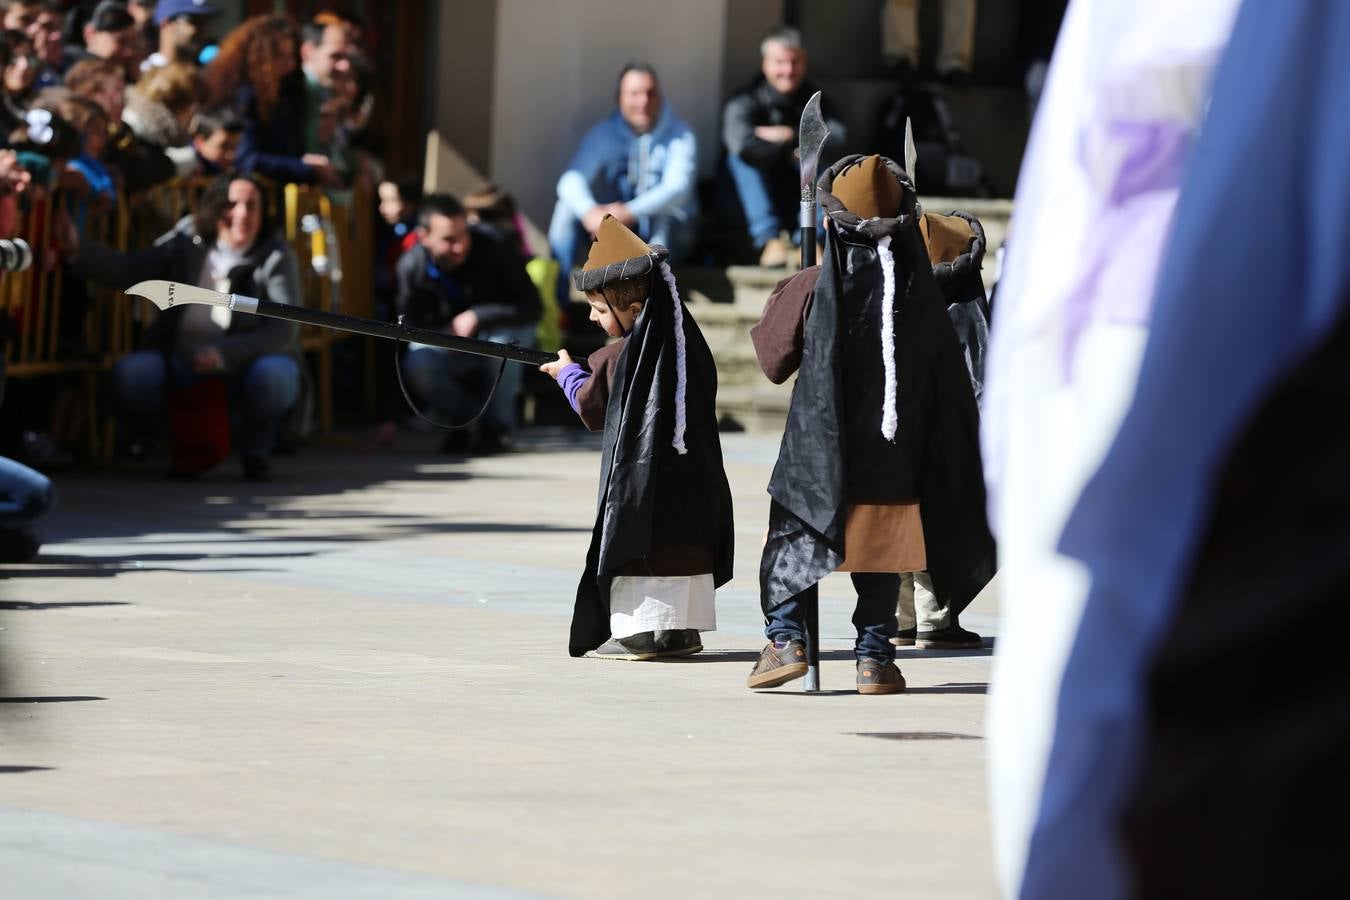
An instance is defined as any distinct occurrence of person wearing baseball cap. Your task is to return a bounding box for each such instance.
[75,1,140,80]
[143,0,219,70]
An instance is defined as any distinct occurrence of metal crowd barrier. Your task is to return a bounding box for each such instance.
[0,177,376,456]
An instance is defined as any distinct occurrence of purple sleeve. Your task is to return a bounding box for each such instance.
[557,363,589,415]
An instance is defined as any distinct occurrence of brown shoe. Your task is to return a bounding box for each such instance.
[747,639,809,689]
[758,236,791,268]
[856,658,906,695]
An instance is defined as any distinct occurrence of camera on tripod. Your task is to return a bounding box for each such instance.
[0,238,32,273]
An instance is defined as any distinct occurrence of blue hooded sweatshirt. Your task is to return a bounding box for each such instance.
[555,103,698,230]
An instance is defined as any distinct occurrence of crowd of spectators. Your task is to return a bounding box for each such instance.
[0,4,1035,562]
[0,0,392,549]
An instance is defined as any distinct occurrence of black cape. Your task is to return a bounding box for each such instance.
[928,210,992,405]
[760,155,995,614]
[569,277,735,656]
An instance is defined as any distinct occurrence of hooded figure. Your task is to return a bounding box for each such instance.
[922,209,991,404]
[747,154,995,694]
[540,216,735,660]
[891,208,994,651]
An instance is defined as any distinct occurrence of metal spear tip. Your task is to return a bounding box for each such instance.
[125,279,234,310]
[798,90,830,199]
[124,279,176,310]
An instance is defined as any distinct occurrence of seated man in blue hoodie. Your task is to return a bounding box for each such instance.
[547,62,698,293]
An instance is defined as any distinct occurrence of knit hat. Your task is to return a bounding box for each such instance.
[574,214,688,454]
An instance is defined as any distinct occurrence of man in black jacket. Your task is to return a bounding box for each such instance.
[395,193,541,453]
[722,26,846,267]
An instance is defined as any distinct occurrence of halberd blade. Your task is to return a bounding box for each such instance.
[904,117,918,190]
[125,280,257,313]
[799,90,830,201]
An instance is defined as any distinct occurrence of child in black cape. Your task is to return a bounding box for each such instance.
[540,216,734,660]
[747,155,995,693]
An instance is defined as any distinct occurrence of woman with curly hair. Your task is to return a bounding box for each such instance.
[201,14,339,186]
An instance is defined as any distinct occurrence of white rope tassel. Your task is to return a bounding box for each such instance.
[659,260,689,455]
[877,235,899,441]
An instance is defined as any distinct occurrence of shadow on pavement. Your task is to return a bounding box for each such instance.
[659,649,862,663]
[34,429,603,554]
[852,731,982,740]
[0,601,131,610]
[902,682,988,694]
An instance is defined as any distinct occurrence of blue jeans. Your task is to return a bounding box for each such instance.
[548,199,696,297]
[726,152,802,249]
[765,573,900,662]
[0,455,54,531]
[401,324,536,434]
[113,350,301,460]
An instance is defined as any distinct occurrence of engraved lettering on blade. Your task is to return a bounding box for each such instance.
[167,282,175,306]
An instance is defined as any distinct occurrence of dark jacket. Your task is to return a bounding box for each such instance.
[72,216,300,372]
[722,75,847,168]
[234,77,318,185]
[393,227,541,332]
[105,123,177,192]
[753,155,994,615]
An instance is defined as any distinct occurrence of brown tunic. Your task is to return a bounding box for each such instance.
[574,338,626,432]
[750,268,928,573]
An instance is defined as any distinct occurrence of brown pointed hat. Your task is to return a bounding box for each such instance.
[572,215,670,292]
[817,154,918,242]
[831,155,904,220]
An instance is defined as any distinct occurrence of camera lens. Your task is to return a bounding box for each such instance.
[0,239,31,272]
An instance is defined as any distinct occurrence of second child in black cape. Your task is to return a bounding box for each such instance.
[747,155,995,694]
[540,216,734,660]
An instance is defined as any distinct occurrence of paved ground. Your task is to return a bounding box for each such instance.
[0,429,999,899]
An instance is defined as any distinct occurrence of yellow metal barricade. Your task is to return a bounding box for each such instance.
[2,177,376,453]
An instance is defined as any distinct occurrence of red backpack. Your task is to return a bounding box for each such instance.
[167,376,231,475]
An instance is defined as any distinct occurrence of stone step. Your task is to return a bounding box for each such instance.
[715,382,793,434]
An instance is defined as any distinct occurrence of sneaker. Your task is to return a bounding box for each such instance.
[915,625,984,650]
[890,627,917,647]
[19,430,73,470]
[655,629,702,658]
[856,658,906,695]
[439,429,474,455]
[0,528,40,563]
[588,632,660,661]
[474,428,513,456]
[758,236,791,268]
[747,639,808,689]
[939,66,973,89]
[241,455,271,481]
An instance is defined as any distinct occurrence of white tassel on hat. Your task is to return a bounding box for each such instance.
[877,234,899,441]
[659,260,689,455]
